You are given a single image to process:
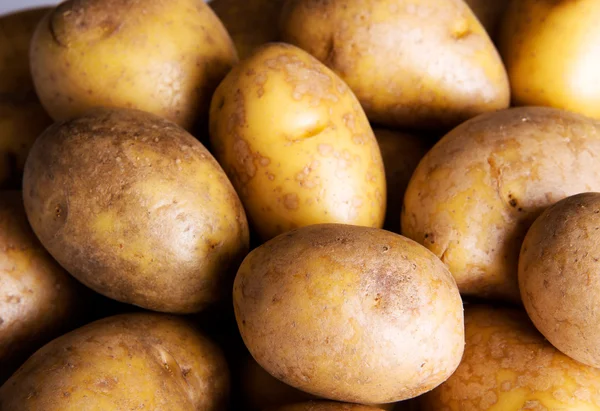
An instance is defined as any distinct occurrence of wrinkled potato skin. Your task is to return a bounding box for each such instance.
[464,0,509,37]
[210,43,386,241]
[280,0,509,130]
[421,305,600,410]
[271,402,387,411]
[0,191,83,383]
[0,313,230,410]
[23,108,249,314]
[30,0,237,130]
[498,0,600,120]
[373,129,429,232]
[402,107,600,302]
[211,0,285,59]
[0,8,53,188]
[234,224,464,404]
[519,193,600,369]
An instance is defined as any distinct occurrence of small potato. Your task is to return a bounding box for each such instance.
[421,305,600,410]
[402,107,600,302]
[210,0,285,59]
[0,191,84,383]
[23,108,249,314]
[519,192,600,368]
[234,224,464,404]
[373,129,429,232]
[270,402,387,411]
[0,8,53,188]
[0,313,229,410]
[280,0,509,130]
[30,0,237,130]
[464,0,509,37]
[210,43,386,241]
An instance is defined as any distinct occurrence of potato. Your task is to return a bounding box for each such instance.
[402,106,600,302]
[0,8,53,189]
[373,129,429,232]
[23,107,249,314]
[420,305,600,410]
[211,0,285,59]
[0,313,229,410]
[280,0,509,130]
[233,224,464,404]
[270,402,387,411]
[210,43,386,241]
[0,191,84,383]
[519,192,600,369]
[30,0,237,130]
[498,0,600,120]
[464,0,509,37]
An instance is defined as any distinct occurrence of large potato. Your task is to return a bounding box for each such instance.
[210,43,386,241]
[0,8,53,188]
[0,191,84,383]
[23,108,249,314]
[464,0,509,38]
[30,0,237,130]
[421,305,600,410]
[402,107,600,302]
[498,0,600,120]
[0,313,229,410]
[234,224,464,404]
[280,0,509,130]
[519,192,600,368]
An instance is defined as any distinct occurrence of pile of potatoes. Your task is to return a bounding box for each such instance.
[1,0,600,409]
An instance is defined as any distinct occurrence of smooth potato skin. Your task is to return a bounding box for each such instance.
[280,0,509,130]
[464,0,509,37]
[30,0,237,130]
[234,224,464,404]
[0,8,53,188]
[402,107,600,302]
[498,0,600,120]
[421,305,600,410]
[210,43,386,241]
[23,108,249,314]
[519,193,600,369]
[270,402,387,411]
[0,313,229,411]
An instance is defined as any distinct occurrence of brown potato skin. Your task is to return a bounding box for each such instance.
[270,402,387,411]
[0,8,53,189]
[464,0,509,38]
[234,224,464,404]
[23,108,249,314]
[519,192,600,368]
[402,107,600,302]
[0,191,84,383]
[280,0,509,130]
[0,313,229,410]
[30,0,237,130]
[421,305,600,410]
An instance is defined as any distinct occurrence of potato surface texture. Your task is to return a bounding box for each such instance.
[0,313,229,411]
[519,192,600,369]
[421,305,600,410]
[499,0,600,120]
[271,402,387,411]
[210,43,385,241]
[233,224,464,404]
[0,8,53,188]
[280,0,509,130]
[402,107,600,302]
[23,108,249,314]
[30,0,237,130]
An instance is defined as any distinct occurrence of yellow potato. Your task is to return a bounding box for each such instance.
[30,0,237,130]
[0,313,229,410]
[402,106,600,302]
[209,43,386,241]
[520,192,600,369]
[421,305,600,410]
[498,0,600,120]
[464,0,509,37]
[280,0,509,130]
[23,108,249,314]
[0,8,53,188]
[234,224,464,404]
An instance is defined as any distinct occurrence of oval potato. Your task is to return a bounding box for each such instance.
[402,106,600,302]
[23,108,249,314]
[210,43,386,241]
